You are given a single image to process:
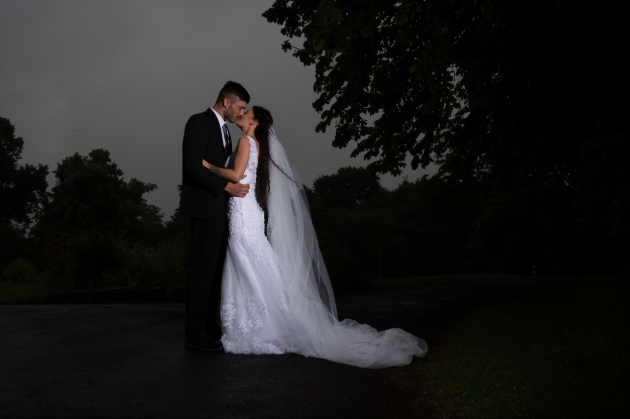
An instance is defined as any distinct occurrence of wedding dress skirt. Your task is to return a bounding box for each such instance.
[220,136,427,368]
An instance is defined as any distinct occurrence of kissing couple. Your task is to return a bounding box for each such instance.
[180,81,427,368]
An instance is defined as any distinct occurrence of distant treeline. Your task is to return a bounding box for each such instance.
[1,123,189,292]
[307,166,628,291]
[1,113,628,294]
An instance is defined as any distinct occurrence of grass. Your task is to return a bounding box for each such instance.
[376,273,518,290]
[0,272,514,303]
[0,282,52,303]
[0,280,186,303]
[392,277,630,418]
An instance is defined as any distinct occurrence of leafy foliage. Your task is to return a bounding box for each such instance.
[264,0,630,274]
[312,166,385,210]
[307,167,478,289]
[31,149,165,285]
[0,222,30,270]
[1,259,38,284]
[308,165,596,287]
[32,149,162,244]
[0,117,48,230]
[263,1,626,179]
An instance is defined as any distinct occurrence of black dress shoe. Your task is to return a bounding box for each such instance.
[208,326,223,342]
[185,331,223,352]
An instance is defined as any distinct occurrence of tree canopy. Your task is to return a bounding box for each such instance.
[0,117,48,230]
[32,148,162,244]
[30,149,164,283]
[310,166,385,210]
[263,1,625,175]
[264,0,629,241]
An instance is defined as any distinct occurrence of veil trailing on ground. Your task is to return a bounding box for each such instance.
[265,129,427,368]
[266,128,338,320]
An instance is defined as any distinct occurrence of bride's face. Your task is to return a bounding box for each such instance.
[236,108,257,130]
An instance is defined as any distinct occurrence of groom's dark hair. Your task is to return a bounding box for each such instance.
[216,81,250,104]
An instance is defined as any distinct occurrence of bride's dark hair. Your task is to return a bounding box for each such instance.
[252,106,273,217]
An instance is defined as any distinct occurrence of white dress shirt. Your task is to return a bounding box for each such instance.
[210,107,227,148]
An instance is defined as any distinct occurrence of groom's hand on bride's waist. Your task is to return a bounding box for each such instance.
[225,182,249,198]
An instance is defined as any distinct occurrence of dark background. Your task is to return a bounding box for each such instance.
[2,0,628,295]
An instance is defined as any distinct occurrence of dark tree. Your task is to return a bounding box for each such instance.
[311,166,385,210]
[306,168,481,284]
[264,1,630,274]
[31,149,163,283]
[165,184,190,245]
[0,117,48,231]
[32,149,162,244]
[263,1,627,182]
[0,223,30,270]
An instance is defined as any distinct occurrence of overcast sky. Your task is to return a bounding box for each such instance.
[0,0,437,219]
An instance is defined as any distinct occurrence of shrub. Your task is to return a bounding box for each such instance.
[1,259,38,284]
[562,278,630,373]
[0,223,30,269]
[102,237,189,288]
[321,240,371,293]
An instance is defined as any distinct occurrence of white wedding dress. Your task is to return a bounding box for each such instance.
[220,134,427,368]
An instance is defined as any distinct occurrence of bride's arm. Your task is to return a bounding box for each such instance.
[202,136,250,183]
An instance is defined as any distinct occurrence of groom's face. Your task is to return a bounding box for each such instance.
[224,98,248,123]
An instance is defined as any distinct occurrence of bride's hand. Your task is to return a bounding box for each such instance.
[225,182,249,197]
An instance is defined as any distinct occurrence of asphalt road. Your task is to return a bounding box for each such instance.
[0,277,559,418]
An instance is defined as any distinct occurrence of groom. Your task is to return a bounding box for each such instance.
[180,81,250,351]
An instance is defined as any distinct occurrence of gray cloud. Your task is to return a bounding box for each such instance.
[0,0,437,219]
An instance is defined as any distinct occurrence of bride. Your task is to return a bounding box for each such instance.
[202,106,427,368]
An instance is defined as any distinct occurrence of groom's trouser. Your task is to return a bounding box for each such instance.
[186,216,228,337]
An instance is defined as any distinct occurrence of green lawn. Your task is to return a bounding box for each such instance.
[392,277,630,418]
[377,274,518,290]
[1,273,515,303]
[0,282,51,302]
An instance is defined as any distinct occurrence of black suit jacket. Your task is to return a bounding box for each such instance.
[180,109,230,220]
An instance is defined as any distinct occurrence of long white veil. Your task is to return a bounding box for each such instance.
[265,129,427,368]
[266,128,338,321]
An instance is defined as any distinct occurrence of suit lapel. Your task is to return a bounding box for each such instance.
[204,108,221,130]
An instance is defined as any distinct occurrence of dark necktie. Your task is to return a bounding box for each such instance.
[222,124,232,158]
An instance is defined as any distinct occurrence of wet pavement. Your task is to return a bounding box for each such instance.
[0,277,560,418]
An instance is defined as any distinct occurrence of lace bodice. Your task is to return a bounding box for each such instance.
[226,136,264,242]
[237,135,258,187]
